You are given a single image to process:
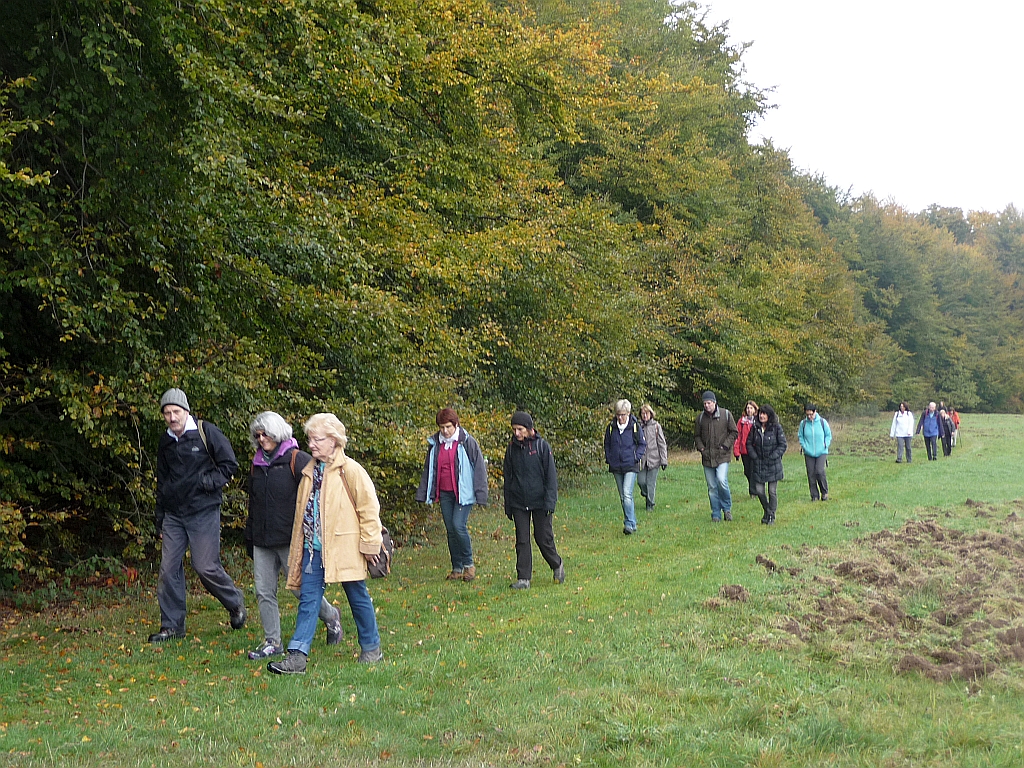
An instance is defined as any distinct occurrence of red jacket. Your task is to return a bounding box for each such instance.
[734,415,754,457]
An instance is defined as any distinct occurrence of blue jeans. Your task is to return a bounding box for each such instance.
[438,491,473,571]
[703,463,732,520]
[613,471,638,531]
[288,550,380,655]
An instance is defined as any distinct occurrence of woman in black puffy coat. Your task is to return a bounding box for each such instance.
[746,404,787,525]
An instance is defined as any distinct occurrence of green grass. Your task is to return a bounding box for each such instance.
[4,413,1024,767]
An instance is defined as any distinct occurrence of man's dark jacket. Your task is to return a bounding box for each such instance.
[155,421,238,531]
[245,447,312,550]
[502,432,558,514]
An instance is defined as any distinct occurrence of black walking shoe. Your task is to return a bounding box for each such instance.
[229,604,247,630]
[148,628,186,643]
[553,562,565,584]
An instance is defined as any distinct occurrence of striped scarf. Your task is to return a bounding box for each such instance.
[302,460,325,572]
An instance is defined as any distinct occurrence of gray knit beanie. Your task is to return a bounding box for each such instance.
[701,391,717,403]
[160,388,191,413]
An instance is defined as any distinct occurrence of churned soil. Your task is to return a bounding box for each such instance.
[726,502,1024,682]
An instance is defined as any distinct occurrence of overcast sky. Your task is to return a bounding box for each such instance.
[700,0,1023,215]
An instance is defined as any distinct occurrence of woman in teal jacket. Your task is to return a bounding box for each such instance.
[416,408,489,581]
[798,403,832,501]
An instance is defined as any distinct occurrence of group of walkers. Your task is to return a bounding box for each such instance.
[600,392,832,531]
[693,392,831,526]
[153,385,956,675]
[151,389,565,675]
[889,401,960,462]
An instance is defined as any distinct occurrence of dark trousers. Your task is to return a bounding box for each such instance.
[511,508,562,580]
[804,454,829,500]
[740,453,755,495]
[924,435,938,460]
[941,433,952,456]
[754,481,778,518]
[158,509,244,632]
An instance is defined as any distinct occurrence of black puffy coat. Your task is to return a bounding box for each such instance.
[245,447,312,549]
[746,421,787,484]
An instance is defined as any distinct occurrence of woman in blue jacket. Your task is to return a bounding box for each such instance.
[604,399,647,535]
[798,403,832,501]
[416,408,489,581]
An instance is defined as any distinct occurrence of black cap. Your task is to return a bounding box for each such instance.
[510,411,534,430]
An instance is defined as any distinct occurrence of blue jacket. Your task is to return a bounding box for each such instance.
[604,415,647,473]
[416,427,489,506]
[798,415,832,458]
[915,410,945,439]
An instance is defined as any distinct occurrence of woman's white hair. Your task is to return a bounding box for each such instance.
[615,399,632,415]
[304,413,349,451]
[249,411,294,449]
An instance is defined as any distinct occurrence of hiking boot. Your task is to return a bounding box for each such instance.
[229,604,247,630]
[462,565,477,582]
[267,650,307,675]
[821,494,829,501]
[446,570,463,581]
[357,647,383,664]
[148,628,185,643]
[553,562,565,584]
[248,642,284,660]
[723,510,733,522]
[325,609,344,646]
[623,527,634,535]
[509,579,531,590]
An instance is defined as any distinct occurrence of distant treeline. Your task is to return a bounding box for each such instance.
[2,0,1022,574]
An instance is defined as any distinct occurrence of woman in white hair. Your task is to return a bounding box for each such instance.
[603,399,646,535]
[268,413,384,674]
[244,411,342,660]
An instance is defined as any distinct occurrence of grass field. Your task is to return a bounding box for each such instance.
[3,413,1024,767]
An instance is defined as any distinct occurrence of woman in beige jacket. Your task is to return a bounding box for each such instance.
[268,413,384,674]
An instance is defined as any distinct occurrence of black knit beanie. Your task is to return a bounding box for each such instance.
[510,411,534,430]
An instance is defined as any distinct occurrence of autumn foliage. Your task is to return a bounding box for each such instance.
[2,0,1022,574]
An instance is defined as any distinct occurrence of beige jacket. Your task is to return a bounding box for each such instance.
[286,449,382,588]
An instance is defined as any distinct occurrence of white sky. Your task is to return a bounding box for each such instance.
[700,0,1024,215]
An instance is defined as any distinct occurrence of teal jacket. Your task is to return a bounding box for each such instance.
[798,415,832,458]
[415,428,489,506]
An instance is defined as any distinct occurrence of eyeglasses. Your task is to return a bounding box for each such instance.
[308,435,332,444]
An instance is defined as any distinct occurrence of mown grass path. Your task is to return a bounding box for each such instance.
[3,414,1024,767]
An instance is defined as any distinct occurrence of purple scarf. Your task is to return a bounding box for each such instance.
[251,437,299,468]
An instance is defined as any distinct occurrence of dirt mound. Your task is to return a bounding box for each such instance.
[762,513,1024,682]
[720,584,750,602]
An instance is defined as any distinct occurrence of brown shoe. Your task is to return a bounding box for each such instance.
[462,565,476,582]
[446,571,463,581]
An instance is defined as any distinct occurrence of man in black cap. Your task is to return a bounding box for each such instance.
[502,411,565,590]
[694,391,738,522]
[149,388,246,641]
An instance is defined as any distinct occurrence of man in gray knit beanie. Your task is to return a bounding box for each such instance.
[149,388,246,642]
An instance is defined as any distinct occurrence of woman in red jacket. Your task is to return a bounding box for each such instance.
[734,400,758,498]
